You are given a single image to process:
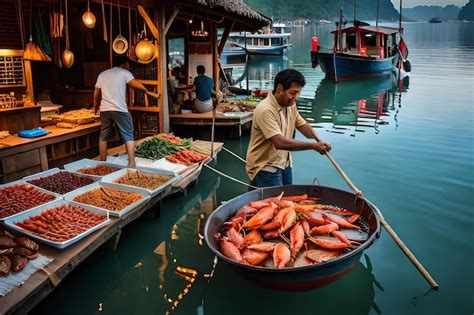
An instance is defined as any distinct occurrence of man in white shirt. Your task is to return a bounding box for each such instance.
[94,56,158,167]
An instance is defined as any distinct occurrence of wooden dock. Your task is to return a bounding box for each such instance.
[170,111,253,138]
[0,140,222,315]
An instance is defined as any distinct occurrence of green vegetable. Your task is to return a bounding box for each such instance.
[135,136,192,160]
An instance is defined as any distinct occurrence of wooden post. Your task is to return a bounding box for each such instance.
[218,20,235,55]
[211,22,219,91]
[159,2,169,133]
[109,1,113,67]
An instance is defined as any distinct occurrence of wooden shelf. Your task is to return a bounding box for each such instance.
[136,79,159,85]
[128,106,160,112]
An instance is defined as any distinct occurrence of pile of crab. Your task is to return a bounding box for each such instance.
[215,193,369,269]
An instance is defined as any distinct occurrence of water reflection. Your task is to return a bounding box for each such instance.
[156,179,220,314]
[298,75,409,136]
[232,55,289,90]
[201,254,381,315]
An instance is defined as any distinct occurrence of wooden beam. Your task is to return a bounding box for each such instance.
[218,20,234,55]
[211,22,219,91]
[159,2,169,133]
[109,1,113,67]
[137,5,158,40]
[164,5,180,36]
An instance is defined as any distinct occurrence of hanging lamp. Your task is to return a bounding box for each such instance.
[82,0,96,29]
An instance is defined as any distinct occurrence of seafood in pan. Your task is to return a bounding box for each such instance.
[215,193,368,269]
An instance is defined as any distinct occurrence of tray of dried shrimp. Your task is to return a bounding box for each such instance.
[63,182,150,217]
[0,180,61,221]
[63,158,124,179]
[100,167,179,197]
[3,200,111,249]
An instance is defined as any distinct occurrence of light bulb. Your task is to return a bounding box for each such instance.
[82,10,96,29]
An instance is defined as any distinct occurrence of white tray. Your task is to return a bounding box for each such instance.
[100,167,179,197]
[63,158,124,179]
[106,154,189,173]
[0,180,62,221]
[23,168,98,195]
[63,182,150,217]
[3,200,111,249]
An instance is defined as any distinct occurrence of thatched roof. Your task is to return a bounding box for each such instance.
[194,0,271,29]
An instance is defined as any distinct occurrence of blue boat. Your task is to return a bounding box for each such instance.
[311,22,410,82]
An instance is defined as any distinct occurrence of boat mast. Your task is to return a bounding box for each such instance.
[399,0,403,37]
[353,0,356,24]
[338,7,343,52]
[376,0,380,27]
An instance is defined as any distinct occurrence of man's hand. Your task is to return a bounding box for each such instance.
[312,141,331,155]
[145,91,160,99]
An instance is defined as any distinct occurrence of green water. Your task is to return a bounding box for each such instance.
[31,22,473,314]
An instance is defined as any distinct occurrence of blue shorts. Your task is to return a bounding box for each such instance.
[250,166,293,189]
[100,111,134,142]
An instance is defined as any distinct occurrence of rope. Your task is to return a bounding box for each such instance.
[222,146,246,163]
[204,164,258,190]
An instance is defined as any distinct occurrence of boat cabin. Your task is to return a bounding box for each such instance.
[230,33,290,48]
[332,26,401,59]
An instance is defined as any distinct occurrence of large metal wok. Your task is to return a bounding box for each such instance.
[204,185,381,291]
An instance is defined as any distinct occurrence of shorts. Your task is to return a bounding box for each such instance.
[194,98,213,113]
[249,166,293,189]
[100,111,134,142]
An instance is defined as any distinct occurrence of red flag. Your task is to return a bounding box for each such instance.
[399,38,409,59]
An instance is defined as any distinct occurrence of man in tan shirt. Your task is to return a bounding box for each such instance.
[246,69,331,188]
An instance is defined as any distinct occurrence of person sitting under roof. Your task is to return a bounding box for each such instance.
[192,65,217,113]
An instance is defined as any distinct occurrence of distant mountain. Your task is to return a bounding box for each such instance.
[402,5,460,21]
[458,0,474,21]
[245,0,400,21]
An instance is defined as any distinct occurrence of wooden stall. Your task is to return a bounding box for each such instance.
[0,1,269,184]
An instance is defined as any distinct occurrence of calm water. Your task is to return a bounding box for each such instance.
[32,22,474,315]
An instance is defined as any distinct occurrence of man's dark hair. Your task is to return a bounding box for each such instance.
[273,69,306,93]
[113,55,129,67]
[196,65,205,75]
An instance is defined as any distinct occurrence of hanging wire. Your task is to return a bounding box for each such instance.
[203,164,258,190]
[221,146,246,163]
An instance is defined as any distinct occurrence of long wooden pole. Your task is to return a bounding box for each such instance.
[314,135,439,290]
[210,106,216,159]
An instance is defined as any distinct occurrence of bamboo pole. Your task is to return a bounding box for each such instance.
[314,135,439,290]
[210,106,216,159]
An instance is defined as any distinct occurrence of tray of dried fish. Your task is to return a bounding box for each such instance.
[100,167,179,197]
[63,158,124,179]
[63,182,150,217]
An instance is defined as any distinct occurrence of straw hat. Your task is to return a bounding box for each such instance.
[113,35,129,55]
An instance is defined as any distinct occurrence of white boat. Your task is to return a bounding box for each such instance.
[226,23,292,56]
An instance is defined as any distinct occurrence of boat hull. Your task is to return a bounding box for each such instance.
[311,51,398,82]
[231,42,291,56]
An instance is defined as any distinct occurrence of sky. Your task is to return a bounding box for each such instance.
[391,0,469,8]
